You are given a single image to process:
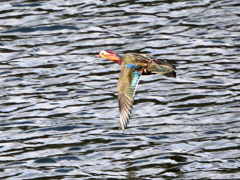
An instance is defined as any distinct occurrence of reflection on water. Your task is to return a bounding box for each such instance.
[0,0,240,179]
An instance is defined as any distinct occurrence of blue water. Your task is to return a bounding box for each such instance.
[0,0,240,179]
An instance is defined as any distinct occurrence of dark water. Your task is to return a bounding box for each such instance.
[0,0,240,179]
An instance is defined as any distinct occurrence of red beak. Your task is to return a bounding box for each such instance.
[96,54,101,57]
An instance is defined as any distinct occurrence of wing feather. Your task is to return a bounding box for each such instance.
[117,67,141,131]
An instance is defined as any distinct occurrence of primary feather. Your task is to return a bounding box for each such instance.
[118,67,141,130]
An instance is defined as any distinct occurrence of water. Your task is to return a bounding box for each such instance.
[0,0,240,179]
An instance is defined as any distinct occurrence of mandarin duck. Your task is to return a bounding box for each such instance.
[96,50,176,131]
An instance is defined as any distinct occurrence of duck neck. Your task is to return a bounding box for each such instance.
[116,54,122,65]
[116,60,121,65]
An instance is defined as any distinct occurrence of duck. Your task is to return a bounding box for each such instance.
[96,50,176,131]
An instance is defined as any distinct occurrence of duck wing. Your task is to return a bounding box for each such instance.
[117,64,142,131]
[131,54,177,77]
[132,53,153,63]
[153,59,177,77]
[141,59,176,78]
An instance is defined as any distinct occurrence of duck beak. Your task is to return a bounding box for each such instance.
[96,54,101,57]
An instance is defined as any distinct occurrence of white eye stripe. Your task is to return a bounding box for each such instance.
[101,50,110,55]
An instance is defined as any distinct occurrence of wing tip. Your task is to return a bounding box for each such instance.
[118,125,125,132]
[163,70,177,78]
[119,118,128,131]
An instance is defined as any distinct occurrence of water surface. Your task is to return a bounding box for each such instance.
[0,0,240,179]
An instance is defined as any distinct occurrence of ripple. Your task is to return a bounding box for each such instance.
[0,0,239,179]
[12,3,42,7]
[2,25,80,33]
[34,157,57,164]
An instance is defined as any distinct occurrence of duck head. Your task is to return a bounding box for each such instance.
[96,50,121,65]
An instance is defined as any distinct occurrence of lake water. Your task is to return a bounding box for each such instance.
[0,0,240,179]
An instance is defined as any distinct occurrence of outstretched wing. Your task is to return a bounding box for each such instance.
[117,65,142,131]
[135,54,177,77]
[144,61,175,77]
[153,59,177,77]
